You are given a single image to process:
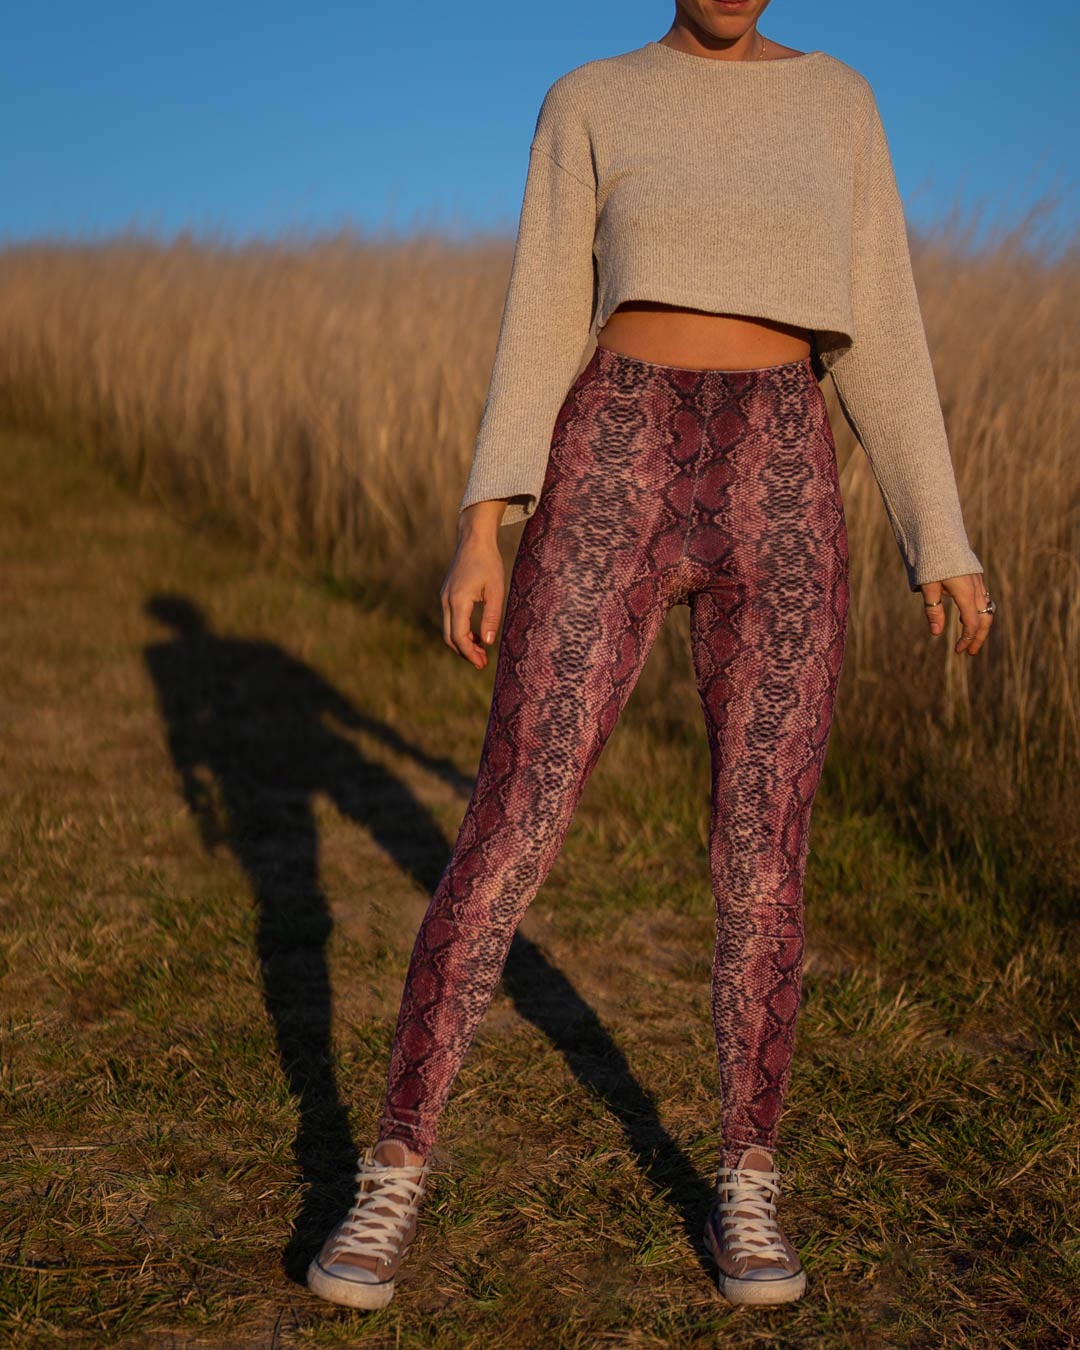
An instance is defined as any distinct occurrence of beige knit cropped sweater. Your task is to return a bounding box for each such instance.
[459,39,984,592]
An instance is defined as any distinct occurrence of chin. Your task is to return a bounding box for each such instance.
[694,0,760,32]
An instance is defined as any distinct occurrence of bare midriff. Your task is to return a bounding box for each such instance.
[596,301,812,370]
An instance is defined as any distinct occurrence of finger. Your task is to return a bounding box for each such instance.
[921,580,945,636]
[440,584,455,652]
[953,576,982,654]
[965,611,993,655]
[449,590,485,667]
[479,585,504,646]
[965,577,995,655]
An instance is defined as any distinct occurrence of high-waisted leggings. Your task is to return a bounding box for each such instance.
[377,342,850,1167]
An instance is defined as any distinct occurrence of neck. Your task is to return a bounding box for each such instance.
[660,21,763,62]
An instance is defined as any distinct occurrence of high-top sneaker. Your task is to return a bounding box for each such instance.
[704,1146,807,1306]
[307,1139,431,1309]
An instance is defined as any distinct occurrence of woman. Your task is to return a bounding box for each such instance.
[308,0,995,1312]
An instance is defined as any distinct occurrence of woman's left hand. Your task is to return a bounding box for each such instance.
[920,573,994,656]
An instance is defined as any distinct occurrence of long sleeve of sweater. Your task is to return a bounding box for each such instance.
[458,88,598,525]
[824,87,984,590]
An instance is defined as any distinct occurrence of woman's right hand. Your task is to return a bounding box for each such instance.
[441,500,508,670]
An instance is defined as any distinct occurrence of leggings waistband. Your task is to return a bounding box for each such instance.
[593,341,815,381]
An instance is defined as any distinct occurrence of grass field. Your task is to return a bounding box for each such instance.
[1,211,1078,1344]
[2,428,1078,1347]
[1,222,1078,913]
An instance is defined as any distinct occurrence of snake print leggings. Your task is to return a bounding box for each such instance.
[377,343,850,1167]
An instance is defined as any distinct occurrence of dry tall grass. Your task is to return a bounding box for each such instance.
[0,209,1077,902]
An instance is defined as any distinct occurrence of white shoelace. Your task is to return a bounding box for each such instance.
[325,1153,430,1264]
[714,1166,789,1263]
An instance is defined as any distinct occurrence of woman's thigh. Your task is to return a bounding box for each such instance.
[686,363,851,915]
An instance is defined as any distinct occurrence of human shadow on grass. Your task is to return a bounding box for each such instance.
[143,592,715,1285]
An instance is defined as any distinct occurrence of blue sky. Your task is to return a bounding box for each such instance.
[3,1,1077,252]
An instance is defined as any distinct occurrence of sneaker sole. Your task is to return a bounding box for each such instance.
[306,1258,396,1310]
[704,1221,807,1307]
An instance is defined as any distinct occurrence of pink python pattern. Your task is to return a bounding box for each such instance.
[377,344,850,1166]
